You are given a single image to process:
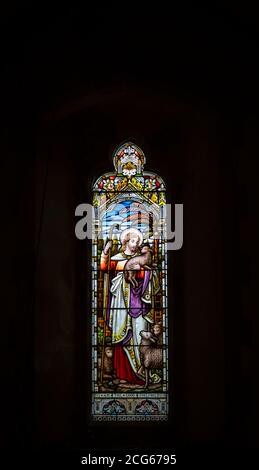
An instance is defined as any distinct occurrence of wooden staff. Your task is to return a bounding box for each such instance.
[100,224,118,384]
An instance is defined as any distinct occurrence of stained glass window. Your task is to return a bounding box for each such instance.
[92,143,168,421]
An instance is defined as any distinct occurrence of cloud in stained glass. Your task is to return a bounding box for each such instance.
[91,142,169,422]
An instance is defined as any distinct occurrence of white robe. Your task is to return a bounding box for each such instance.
[105,252,160,377]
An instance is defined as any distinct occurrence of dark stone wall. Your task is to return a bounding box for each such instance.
[1,4,259,454]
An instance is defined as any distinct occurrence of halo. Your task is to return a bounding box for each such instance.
[120,228,143,245]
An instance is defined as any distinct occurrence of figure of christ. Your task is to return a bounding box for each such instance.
[100,228,160,385]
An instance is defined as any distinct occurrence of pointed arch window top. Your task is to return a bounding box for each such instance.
[91,142,169,422]
[113,142,146,175]
[93,142,166,193]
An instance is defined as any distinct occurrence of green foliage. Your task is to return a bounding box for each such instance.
[97,326,103,345]
[153,368,163,378]
[98,326,112,346]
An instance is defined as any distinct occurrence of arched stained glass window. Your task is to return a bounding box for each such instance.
[92,143,168,421]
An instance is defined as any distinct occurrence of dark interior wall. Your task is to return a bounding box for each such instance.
[33,89,224,448]
[1,4,259,453]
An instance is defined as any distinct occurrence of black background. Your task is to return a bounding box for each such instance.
[1,2,259,463]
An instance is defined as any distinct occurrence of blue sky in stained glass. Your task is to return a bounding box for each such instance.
[101,200,153,238]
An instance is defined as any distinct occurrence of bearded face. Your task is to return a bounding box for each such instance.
[127,236,139,253]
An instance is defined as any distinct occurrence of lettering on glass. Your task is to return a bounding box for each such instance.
[92,143,169,421]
